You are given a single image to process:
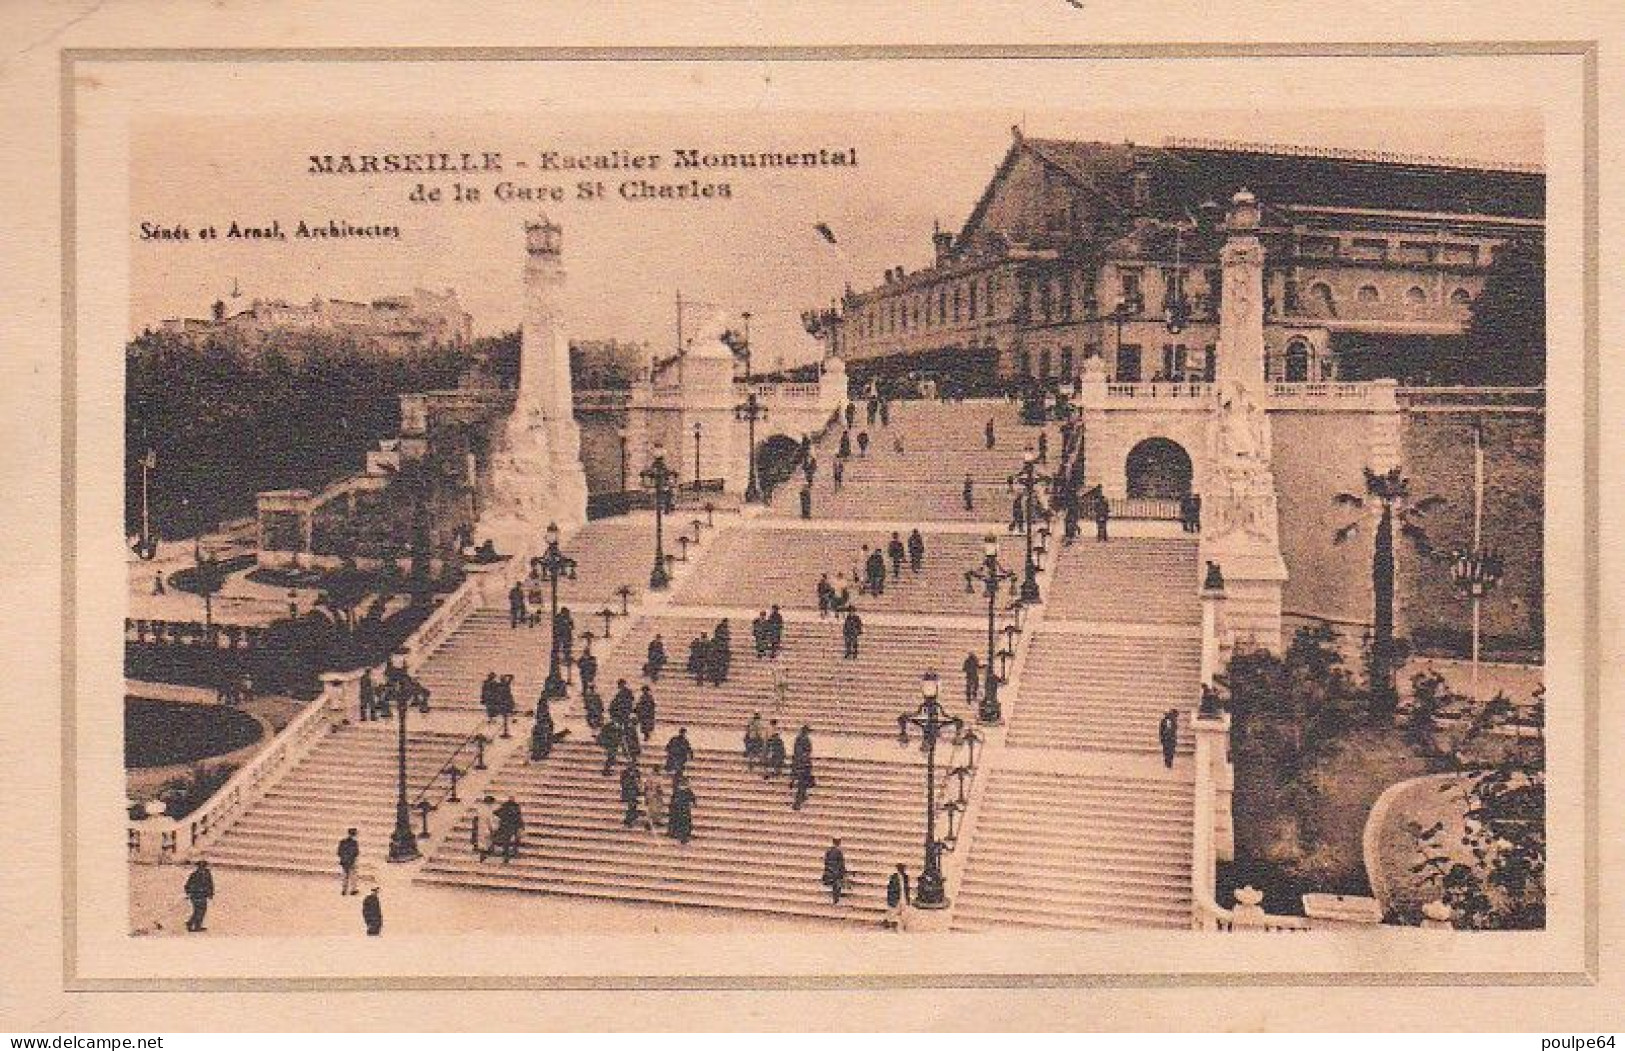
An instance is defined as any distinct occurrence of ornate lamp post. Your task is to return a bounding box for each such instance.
[641,442,677,590]
[965,535,1017,725]
[1014,449,1048,603]
[692,421,704,490]
[1451,546,1503,704]
[896,672,960,909]
[385,655,426,863]
[734,391,768,503]
[530,521,577,702]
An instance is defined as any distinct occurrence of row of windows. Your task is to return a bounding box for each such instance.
[1300,280,1474,314]
[1012,342,1219,384]
[1299,234,1484,267]
[859,274,1001,340]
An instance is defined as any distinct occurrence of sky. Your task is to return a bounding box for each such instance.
[130,105,1541,370]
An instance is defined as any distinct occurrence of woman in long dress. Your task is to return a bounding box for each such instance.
[668,776,696,844]
[643,769,667,832]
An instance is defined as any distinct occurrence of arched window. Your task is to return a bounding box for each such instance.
[1308,282,1336,318]
[1357,284,1381,303]
[1450,287,1473,306]
[1284,338,1311,382]
[1405,286,1428,305]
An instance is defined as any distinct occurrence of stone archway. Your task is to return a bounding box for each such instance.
[1125,437,1194,500]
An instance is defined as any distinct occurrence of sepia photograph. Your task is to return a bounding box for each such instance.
[3,7,1616,1031]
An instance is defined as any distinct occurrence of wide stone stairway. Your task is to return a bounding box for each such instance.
[1009,629,1200,756]
[417,740,927,924]
[594,613,988,738]
[204,723,471,880]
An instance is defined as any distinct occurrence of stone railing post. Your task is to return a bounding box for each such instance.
[1230,885,1267,928]
[322,666,371,725]
[1193,709,1234,868]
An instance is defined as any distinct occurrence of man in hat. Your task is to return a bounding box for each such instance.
[337,828,361,896]
[821,838,849,904]
[361,885,383,936]
[183,859,214,932]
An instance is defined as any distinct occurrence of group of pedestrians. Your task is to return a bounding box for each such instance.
[685,618,733,686]
[751,606,787,658]
[743,718,817,810]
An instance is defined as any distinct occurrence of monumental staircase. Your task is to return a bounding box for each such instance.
[417,741,929,924]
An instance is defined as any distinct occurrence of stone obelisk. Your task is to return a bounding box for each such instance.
[480,217,589,555]
[1202,189,1287,651]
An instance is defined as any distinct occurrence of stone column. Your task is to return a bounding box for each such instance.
[1201,189,1288,653]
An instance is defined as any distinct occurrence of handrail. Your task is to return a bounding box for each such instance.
[410,725,489,809]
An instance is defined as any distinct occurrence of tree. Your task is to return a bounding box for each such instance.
[1463,238,1545,387]
[1333,467,1445,717]
[316,558,372,636]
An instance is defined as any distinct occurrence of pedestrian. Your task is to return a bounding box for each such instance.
[621,716,642,764]
[1037,429,1049,463]
[358,668,376,722]
[712,619,732,683]
[668,775,697,844]
[530,697,557,760]
[576,646,598,696]
[636,684,657,741]
[867,397,878,426]
[554,605,575,669]
[645,633,668,681]
[985,417,996,449]
[472,794,496,859]
[838,430,852,459]
[508,581,527,629]
[1064,494,1080,543]
[799,483,812,520]
[822,838,849,904]
[620,763,643,826]
[885,864,912,930]
[762,721,786,778]
[599,718,623,775]
[688,633,708,685]
[607,678,633,729]
[857,430,870,457]
[791,725,816,810]
[153,571,165,595]
[183,859,214,932]
[907,528,925,572]
[665,726,693,777]
[842,609,863,659]
[643,767,667,832]
[963,473,974,511]
[879,399,891,427]
[480,671,500,719]
[816,573,834,618]
[582,684,604,731]
[770,663,790,720]
[844,401,856,430]
[767,604,785,657]
[752,610,769,658]
[337,828,361,896]
[1094,493,1110,542]
[865,545,887,595]
[493,796,523,862]
[963,651,981,705]
[887,532,906,579]
[1010,493,1025,533]
[893,432,905,456]
[743,711,765,766]
[1159,708,1180,768]
[361,886,383,936]
[833,458,845,491]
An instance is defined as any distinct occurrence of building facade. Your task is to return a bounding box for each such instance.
[810,131,1543,389]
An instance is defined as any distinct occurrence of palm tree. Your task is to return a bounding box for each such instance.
[1333,466,1445,715]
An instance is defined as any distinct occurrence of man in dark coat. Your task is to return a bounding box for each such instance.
[761,722,786,779]
[688,633,708,684]
[887,532,906,580]
[844,401,856,430]
[790,725,816,810]
[664,727,693,777]
[531,698,558,761]
[358,668,376,722]
[1037,429,1049,463]
[865,546,887,595]
[866,397,878,426]
[576,647,599,696]
[907,529,925,572]
[799,483,813,520]
[842,610,863,659]
[1010,493,1025,533]
[743,712,765,765]
[985,417,996,450]
[581,684,604,731]
[337,828,360,896]
[620,764,643,827]
[508,581,527,629]
[816,573,834,618]
[645,633,668,681]
[1094,494,1110,542]
[609,679,636,729]
[963,473,974,511]
[766,605,785,657]
[493,797,523,862]
[1159,708,1180,768]
[599,719,623,775]
[183,860,214,932]
[554,606,575,669]
[752,611,769,658]
[636,684,657,742]
[856,430,870,457]
[711,619,732,684]
[838,430,852,459]
[822,838,849,904]
[963,652,981,705]
[479,672,500,719]
[362,886,383,936]
[668,776,696,844]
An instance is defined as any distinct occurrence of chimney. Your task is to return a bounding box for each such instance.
[932,221,954,265]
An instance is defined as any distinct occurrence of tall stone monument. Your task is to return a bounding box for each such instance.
[480,217,589,555]
[1202,190,1288,651]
